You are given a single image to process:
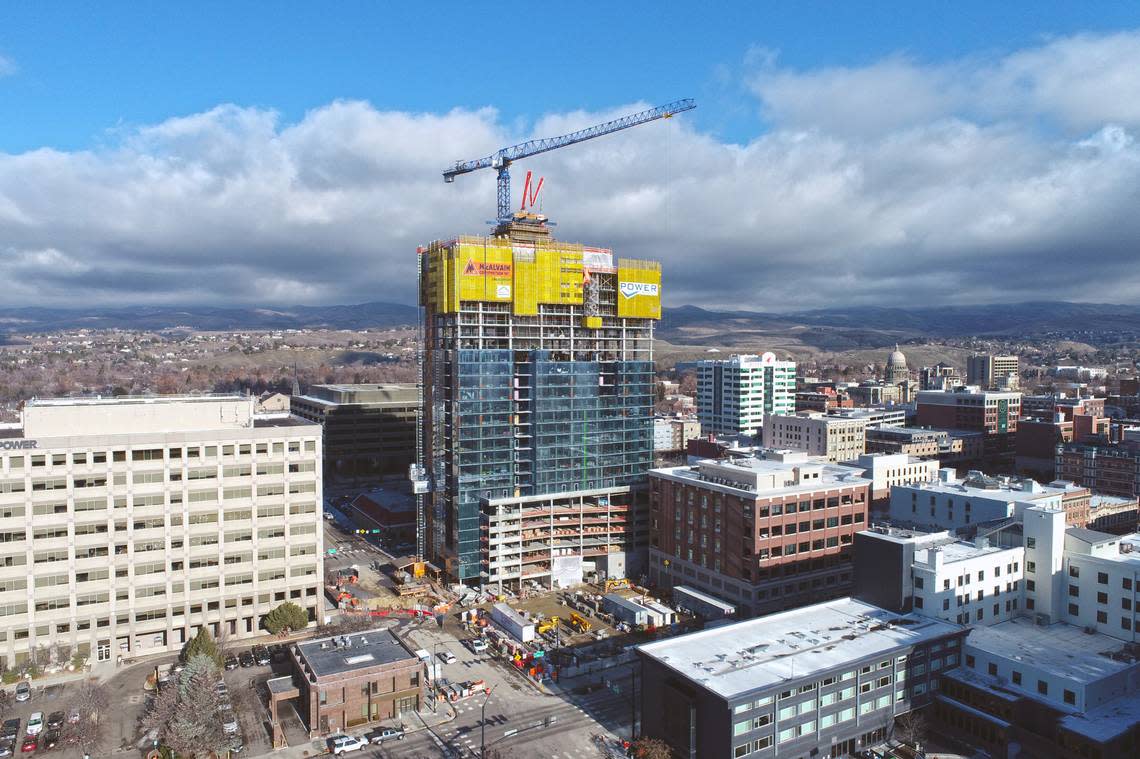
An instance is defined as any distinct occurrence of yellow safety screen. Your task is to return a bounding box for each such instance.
[420,237,661,321]
[616,259,662,319]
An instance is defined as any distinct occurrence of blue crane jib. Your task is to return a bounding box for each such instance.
[442,98,695,222]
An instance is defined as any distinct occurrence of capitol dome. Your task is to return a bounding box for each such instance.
[886,344,908,384]
[887,345,907,368]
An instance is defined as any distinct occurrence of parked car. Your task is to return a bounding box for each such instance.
[437,651,457,665]
[469,638,489,654]
[39,732,57,751]
[44,713,63,732]
[224,655,239,671]
[25,713,43,738]
[238,651,255,668]
[220,708,239,736]
[215,681,229,698]
[18,735,34,753]
[0,720,18,742]
[65,707,80,725]
[252,646,271,666]
[367,727,404,744]
[13,683,30,703]
[328,735,367,755]
[0,738,14,757]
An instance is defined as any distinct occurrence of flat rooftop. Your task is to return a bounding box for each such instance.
[295,628,414,679]
[965,618,1135,686]
[915,539,1017,566]
[637,598,960,700]
[904,472,1080,501]
[652,458,869,498]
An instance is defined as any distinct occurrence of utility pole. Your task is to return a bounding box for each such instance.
[480,684,497,758]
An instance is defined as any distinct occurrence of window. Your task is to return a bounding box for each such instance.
[1063,690,1076,705]
[966,655,975,668]
[914,577,924,589]
[1069,603,1079,616]
[1069,585,1079,597]
[1069,565,1080,578]
[1097,611,1107,624]
[1012,671,1021,685]
[1026,579,1035,591]
[1027,561,1036,573]
[1026,537,1036,548]
[1037,681,1048,695]
[987,663,997,676]
[1097,572,1108,585]
[1097,592,1108,605]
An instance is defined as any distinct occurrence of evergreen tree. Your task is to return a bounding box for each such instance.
[262,602,309,635]
[181,626,223,668]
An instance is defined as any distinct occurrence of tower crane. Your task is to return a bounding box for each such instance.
[443,98,695,222]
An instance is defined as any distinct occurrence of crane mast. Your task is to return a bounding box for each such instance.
[443,98,695,222]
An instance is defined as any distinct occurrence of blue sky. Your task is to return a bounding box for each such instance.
[3,4,1140,310]
[3,2,1137,152]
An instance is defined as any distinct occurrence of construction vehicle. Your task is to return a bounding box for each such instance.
[332,591,360,609]
[568,611,591,634]
[536,616,560,635]
[604,578,630,593]
[443,99,696,223]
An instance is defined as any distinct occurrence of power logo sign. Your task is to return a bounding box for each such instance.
[463,259,512,277]
[0,440,37,450]
[619,281,659,299]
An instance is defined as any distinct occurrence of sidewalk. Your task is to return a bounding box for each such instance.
[251,705,458,759]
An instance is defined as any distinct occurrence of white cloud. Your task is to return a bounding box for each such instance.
[0,54,15,78]
[2,31,1140,311]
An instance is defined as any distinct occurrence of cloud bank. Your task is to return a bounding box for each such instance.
[3,32,1140,310]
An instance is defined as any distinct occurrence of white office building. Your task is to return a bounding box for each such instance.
[888,469,1089,532]
[0,396,323,669]
[762,412,866,463]
[697,354,795,438]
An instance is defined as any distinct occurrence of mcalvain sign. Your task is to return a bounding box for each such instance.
[463,259,512,277]
[619,282,659,299]
[0,440,37,450]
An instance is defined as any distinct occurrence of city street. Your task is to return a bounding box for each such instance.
[393,620,635,758]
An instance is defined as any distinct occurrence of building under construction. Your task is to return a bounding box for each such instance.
[419,216,660,584]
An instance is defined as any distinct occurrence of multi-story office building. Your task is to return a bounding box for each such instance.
[762,412,866,462]
[865,426,986,465]
[915,386,1021,461]
[0,396,323,668]
[837,452,939,506]
[919,363,963,391]
[290,384,417,480]
[697,354,796,437]
[652,416,701,452]
[419,221,659,583]
[888,469,1091,531]
[636,597,965,759]
[855,526,1024,626]
[1056,440,1140,499]
[648,454,870,616]
[966,354,1020,390]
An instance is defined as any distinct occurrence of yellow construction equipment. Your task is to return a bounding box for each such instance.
[536,616,560,635]
[568,611,591,633]
[604,578,631,593]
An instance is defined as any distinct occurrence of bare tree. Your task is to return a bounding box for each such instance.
[893,711,927,748]
[62,681,111,756]
[630,737,674,759]
[0,689,10,721]
[315,614,376,637]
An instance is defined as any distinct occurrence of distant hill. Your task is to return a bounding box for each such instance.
[0,300,1135,344]
[0,302,420,333]
[658,301,1140,348]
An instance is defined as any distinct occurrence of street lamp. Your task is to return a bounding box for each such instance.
[480,684,497,758]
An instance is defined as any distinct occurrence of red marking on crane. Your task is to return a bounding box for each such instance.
[520,170,544,211]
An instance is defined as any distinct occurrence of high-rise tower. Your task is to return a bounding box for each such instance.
[418,216,660,584]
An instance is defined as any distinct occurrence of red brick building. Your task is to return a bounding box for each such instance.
[648,454,871,617]
[281,628,423,737]
[916,386,1021,463]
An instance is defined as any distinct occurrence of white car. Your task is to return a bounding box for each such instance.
[13,683,30,703]
[437,651,457,665]
[329,735,367,755]
[25,713,43,737]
